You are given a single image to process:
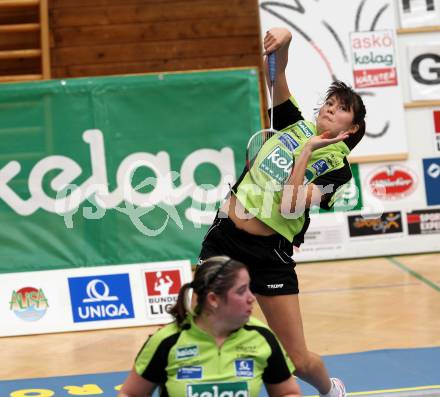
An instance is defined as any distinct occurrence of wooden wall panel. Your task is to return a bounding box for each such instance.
[48,0,262,78]
[0,8,38,25]
[0,6,41,79]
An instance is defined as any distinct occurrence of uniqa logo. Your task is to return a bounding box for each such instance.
[0,129,235,228]
[78,278,129,320]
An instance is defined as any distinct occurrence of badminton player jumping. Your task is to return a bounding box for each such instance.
[199,27,366,397]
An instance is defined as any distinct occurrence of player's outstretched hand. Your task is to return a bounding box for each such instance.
[307,130,351,151]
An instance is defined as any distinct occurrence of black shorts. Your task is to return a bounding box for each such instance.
[198,213,299,296]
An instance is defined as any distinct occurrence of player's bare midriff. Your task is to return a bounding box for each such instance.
[220,195,277,237]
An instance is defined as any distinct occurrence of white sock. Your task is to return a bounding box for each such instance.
[320,378,346,397]
[319,380,336,397]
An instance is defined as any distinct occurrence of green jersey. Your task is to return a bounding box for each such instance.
[235,115,350,242]
[135,315,294,397]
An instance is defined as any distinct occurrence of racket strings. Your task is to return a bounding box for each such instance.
[248,130,276,167]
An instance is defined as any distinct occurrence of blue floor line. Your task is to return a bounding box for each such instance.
[1,347,439,397]
[299,347,440,396]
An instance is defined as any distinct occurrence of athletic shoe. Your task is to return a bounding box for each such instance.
[331,378,347,397]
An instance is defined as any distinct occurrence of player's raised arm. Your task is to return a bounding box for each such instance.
[263,28,292,107]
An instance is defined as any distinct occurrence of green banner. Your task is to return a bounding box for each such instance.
[0,70,262,273]
[310,163,363,214]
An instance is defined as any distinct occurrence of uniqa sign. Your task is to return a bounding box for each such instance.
[0,129,235,226]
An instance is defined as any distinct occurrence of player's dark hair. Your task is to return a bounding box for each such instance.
[168,256,247,326]
[325,80,367,150]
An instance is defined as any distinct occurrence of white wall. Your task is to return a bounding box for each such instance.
[259,0,440,261]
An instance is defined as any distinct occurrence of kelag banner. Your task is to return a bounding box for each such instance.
[0,70,262,273]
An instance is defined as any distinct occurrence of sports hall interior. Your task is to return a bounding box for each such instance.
[0,1,439,396]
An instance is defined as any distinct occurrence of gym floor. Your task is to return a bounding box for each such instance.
[1,252,439,396]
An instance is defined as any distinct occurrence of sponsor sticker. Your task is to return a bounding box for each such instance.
[367,165,416,200]
[311,159,329,176]
[433,110,440,153]
[9,287,49,322]
[235,359,254,378]
[186,381,248,397]
[423,158,440,205]
[176,345,199,360]
[68,274,134,323]
[407,209,440,235]
[350,30,398,88]
[144,269,182,319]
[434,111,440,134]
[348,211,403,237]
[279,133,299,152]
[177,366,203,380]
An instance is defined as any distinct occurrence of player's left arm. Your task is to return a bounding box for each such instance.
[280,133,351,216]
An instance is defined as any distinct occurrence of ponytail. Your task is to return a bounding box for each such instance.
[168,282,193,326]
[168,256,247,326]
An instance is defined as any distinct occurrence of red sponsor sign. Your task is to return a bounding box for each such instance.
[353,68,397,88]
[144,270,182,296]
[368,166,416,199]
[433,110,440,134]
[406,213,420,224]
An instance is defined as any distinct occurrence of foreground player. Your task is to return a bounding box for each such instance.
[119,256,301,397]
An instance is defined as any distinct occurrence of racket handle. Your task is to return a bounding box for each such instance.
[268,52,276,83]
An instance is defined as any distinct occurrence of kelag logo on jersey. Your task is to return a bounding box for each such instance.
[259,146,293,183]
[296,120,314,138]
[235,359,254,377]
[176,345,199,360]
[186,381,248,397]
[68,274,134,323]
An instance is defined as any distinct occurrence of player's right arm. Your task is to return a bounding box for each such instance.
[263,27,292,107]
[118,367,157,397]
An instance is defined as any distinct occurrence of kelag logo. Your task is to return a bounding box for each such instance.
[68,274,134,323]
[259,146,293,183]
[186,381,248,397]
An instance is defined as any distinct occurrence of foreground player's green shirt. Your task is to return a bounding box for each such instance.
[135,315,294,397]
[235,97,351,242]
